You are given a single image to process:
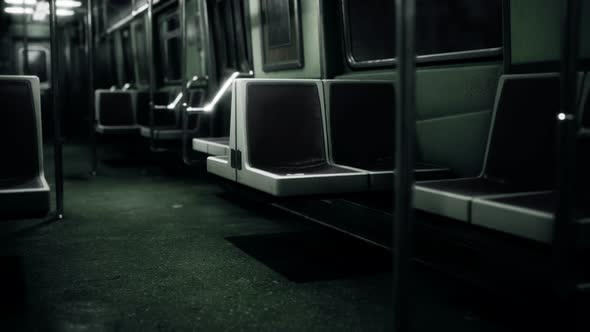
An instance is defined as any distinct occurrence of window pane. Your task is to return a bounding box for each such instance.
[166,36,182,81]
[25,50,48,83]
[107,0,133,27]
[345,0,395,63]
[342,0,502,66]
[121,29,134,83]
[134,23,149,85]
[416,0,502,56]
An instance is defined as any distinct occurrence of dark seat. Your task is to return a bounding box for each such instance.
[208,79,368,196]
[94,90,139,134]
[325,80,450,190]
[414,73,561,222]
[135,91,187,140]
[471,74,590,243]
[0,76,50,219]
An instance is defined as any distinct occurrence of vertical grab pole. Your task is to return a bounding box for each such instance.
[50,0,64,219]
[22,1,29,75]
[553,0,580,297]
[393,0,416,331]
[87,0,98,176]
[180,0,190,164]
[147,0,156,150]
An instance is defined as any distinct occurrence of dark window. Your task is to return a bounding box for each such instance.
[265,0,291,48]
[120,28,134,84]
[133,22,149,85]
[341,0,502,67]
[210,0,252,77]
[158,11,182,83]
[106,0,132,27]
[22,49,49,83]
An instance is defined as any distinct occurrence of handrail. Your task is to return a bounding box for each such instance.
[186,71,253,113]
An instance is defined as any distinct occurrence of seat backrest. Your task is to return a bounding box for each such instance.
[483,74,560,189]
[96,91,135,126]
[326,81,395,171]
[0,76,41,185]
[136,91,175,127]
[245,81,327,170]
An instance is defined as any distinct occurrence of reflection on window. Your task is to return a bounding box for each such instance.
[22,49,49,83]
[106,0,133,27]
[342,0,502,67]
[159,10,182,83]
[134,22,149,85]
[121,28,135,84]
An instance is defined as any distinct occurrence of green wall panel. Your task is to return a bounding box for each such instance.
[511,0,561,65]
[414,64,500,120]
[249,0,323,79]
[417,110,492,177]
[336,64,500,176]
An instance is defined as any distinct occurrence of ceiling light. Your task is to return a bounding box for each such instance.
[4,6,34,14]
[56,8,74,16]
[32,12,47,20]
[56,0,81,8]
[4,0,36,5]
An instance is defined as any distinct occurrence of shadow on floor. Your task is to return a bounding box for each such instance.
[227,230,392,283]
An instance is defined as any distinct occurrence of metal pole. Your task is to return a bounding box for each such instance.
[553,0,580,297]
[147,0,157,151]
[50,0,64,219]
[87,0,97,176]
[22,3,29,75]
[393,0,415,331]
[180,0,191,164]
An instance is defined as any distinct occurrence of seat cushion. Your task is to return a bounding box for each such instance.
[414,177,524,222]
[192,137,230,156]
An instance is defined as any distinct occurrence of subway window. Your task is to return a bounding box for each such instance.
[158,10,182,83]
[133,21,149,86]
[21,48,49,83]
[341,0,502,67]
[106,0,133,27]
[120,28,135,84]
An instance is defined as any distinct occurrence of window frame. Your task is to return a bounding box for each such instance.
[131,18,150,87]
[158,8,183,84]
[18,45,51,89]
[340,0,503,69]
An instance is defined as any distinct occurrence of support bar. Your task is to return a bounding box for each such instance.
[393,0,416,331]
[553,0,581,297]
[88,0,97,176]
[50,0,64,219]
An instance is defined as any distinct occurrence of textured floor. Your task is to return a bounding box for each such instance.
[0,143,581,331]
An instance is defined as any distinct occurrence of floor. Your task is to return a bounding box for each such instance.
[0,143,583,331]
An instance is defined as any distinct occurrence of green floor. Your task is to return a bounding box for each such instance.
[0,143,575,331]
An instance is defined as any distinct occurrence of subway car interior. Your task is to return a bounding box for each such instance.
[1,0,589,330]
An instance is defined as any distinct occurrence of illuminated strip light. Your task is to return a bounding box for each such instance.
[4,0,36,5]
[56,8,74,16]
[4,6,34,14]
[56,0,81,8]
[167,92,184,110]
[186,71,253,113]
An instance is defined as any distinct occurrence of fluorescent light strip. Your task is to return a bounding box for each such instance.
[56,8,74,15]
[56,0,81,8]
[4,6,34,14]
[4,0,36,5]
